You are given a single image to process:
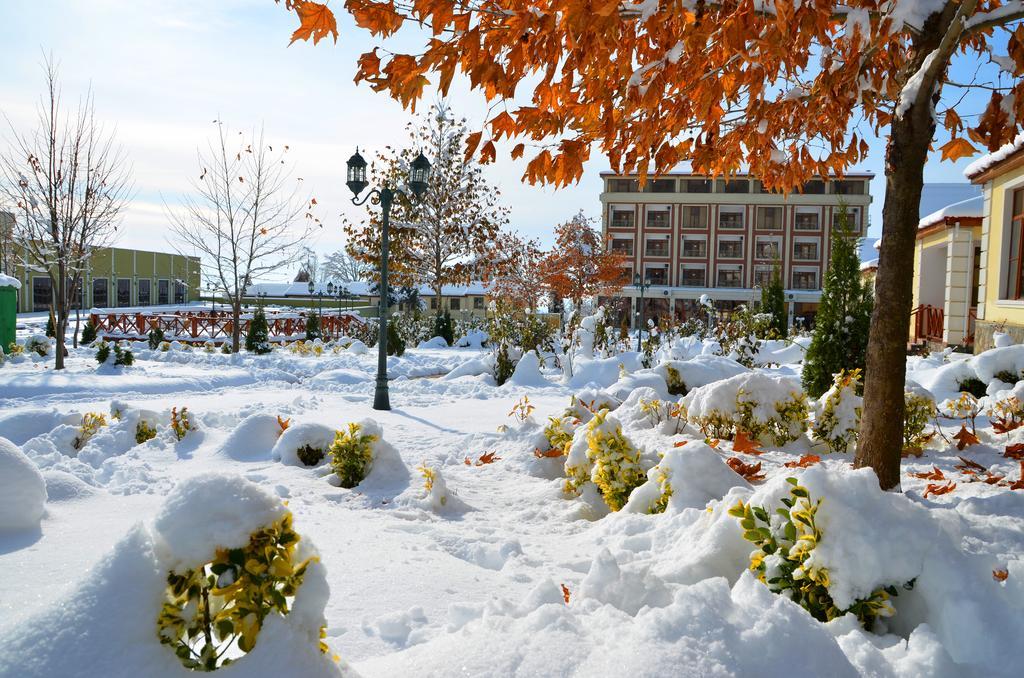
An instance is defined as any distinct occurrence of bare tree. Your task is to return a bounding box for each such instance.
[166,123,316,352]
[294,245,319,283]
[321,247,368,283]
[0,58,131,367]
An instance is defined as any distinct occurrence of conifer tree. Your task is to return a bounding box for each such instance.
[246,304,271,354]
[761,263,787,339]
[802,206,873,399]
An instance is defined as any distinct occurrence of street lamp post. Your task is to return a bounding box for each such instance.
[634,272,651,352]
[346,149,431,410]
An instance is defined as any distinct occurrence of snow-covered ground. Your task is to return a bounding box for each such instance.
[1,322,1023,677]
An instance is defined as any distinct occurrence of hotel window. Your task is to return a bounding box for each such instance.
[718,237,744,259]
[794,207,821,231]
[137,279,151,306]
[681,178,712,193]
[608,178,638,192]
[93,278,109,308]
[611,238,634,255]
[611,209,635,228]
[717,266,743,288]
[430,297,438,309]
[682,238,707,257]
[644,266,668,285]
[645,237,670,257]
[117,278,132,307]
[32,277,52,312]
[645,178,676,193]
[158,279,169,305]
[680,205,708,229]
[718,206,744,230]
[753,265,775,287]
[646,208,670,228]
[792,269,818,290]
[680,266,706,287]
[801,179,826,194]
[174,281,186,304]
[793,240,819,261]
[832,206,862,232]
[754,237,780,260]
[756,206,783,230]
[1005,188,1024,299]
[832,179,865,195]
[450,298,461,311]
[716,178,750,194]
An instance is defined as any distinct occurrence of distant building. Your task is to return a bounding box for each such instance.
[244,281,490,318]
[8,242,201,313]
[598,171,873,327]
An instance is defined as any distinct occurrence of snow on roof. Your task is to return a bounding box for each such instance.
[964,131,1024,179]
[0,273,21,290]
[919,183,982,219]
[860,258,878,272]
[918,195,984,229]
[858,238,879,262]
[246,280,490,298]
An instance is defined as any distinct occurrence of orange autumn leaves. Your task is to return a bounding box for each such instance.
[280,0,338,45]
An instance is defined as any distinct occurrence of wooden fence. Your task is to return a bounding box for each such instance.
[89,310,364,345]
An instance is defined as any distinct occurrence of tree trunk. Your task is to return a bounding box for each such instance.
[73,305,80,349]
[231,300,242,353]
[855,104,935,490]
[54,268,66,371]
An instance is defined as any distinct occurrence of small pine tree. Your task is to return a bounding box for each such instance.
[45,312,56,338]
[801,205,874,398]
[80,317,98,345]
[148,326,165,350]
[246,306,272,354]
[433,310,454,346]
[494,342,515,385]
[761,262,787,338]
[387,319,406,356]
[305,313,322,341]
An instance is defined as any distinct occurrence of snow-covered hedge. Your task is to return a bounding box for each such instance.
[0,437,47,532]
[682,372,809,444]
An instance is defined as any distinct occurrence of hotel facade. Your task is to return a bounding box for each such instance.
[598,172,874,327]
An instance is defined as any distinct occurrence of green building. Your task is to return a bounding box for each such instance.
[7,241,201,313]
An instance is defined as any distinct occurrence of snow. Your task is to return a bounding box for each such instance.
[0,273,20,289]
[0,437,47,532]
[3,325,1024,676]
[918,195,984,229]
[965,130,1024,178]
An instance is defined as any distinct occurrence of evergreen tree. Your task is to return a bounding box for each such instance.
[387,319,406,356]
[761,262,787,338]
[801,205,873,398]
[80,317,98,345]
[433,309,454,346]
[305,313,322,341]
[246,305,271,354]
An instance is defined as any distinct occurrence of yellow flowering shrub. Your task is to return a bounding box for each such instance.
[329,422,378,488]
[74,412,108,450]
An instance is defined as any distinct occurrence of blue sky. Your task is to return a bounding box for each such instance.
[0,0,995,278]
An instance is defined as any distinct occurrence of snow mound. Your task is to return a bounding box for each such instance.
[0,273,21,289]
[0,408,81,445]
[0,474,348,678]
[455,329,488,348]
[566,353,644,389]
[347,340,369,355]
[326,419,409,495]
[218,413,285,461]
[43,470,98,502]
[506,351,551,387]
[308,368,374,388]
[418,336,449,349]
[0,437,47,532]
[624,441,748,513]
[604,370,669,402]
[442,357,491,380]
[274,422,337,467]
[969,344,1024,383]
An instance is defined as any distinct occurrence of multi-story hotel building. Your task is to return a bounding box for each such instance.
[598,172,874,327]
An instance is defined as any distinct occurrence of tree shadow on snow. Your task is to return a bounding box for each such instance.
[0,525,43,555]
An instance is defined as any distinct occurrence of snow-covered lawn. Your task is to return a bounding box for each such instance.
[1,333,1023,677]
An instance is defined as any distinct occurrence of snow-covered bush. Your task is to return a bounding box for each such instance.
[80,317,98,345]
[564,410,646,511]
[95,341,134,366]
[135,420,158,444]
[148,326,165,350]
[683,373,808,444]
[387,319,406,356]
[417,464,450,510]
[729,477,904,629]
[73,412,107,451]
[246,306,272,354]
[624,441,746,514]
[664,364,687,396]
[712,306,772,368]
[542,414,577,456]
[329,421,379,488]
[903,390,936,456]
[305,314,322,341]
[24,334,50,357]
[811,369,862,454]
[0,437,47,532]
[273,422,336,468]
[171,407,195,441]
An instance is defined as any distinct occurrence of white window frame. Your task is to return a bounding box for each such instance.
[716,263,744,288]
[791,266,818,290]
[717,234,744,260]
[679,263,707,287]
[793,236,821,262]
[794,206,821,231]
[645,204,671,228]
[680,234,708,258]
[756,205,784,230]
[643,263,670,286]
[680,205,709,229]
[754,236,782,261]
[610,204,635,228]
[718,205,745,230]
[644,234,671,257]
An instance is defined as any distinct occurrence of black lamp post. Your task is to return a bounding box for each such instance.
[346,148,431,410]
[634,272,651,352]
[307,280,315,316]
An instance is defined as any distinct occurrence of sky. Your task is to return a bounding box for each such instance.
[0,0,993,281]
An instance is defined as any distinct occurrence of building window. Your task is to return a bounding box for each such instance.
[117,278,132,307]
[718,237,743,259]
[716,178,750,194]
[646,209,670,228]
[681,178,712,193]
[174,281,186,304]
[794,208,821,231]
[832,179,865,195]
[753,265,775,287]
[644,266,668,285]
[793,270,818,290]
[754,238,780,260]
[718,207,744,230]
[474,296,485,310]
[682,238,707,258]
[69,278,83,310]
[645,178,676,193]
[756,206,783,230]
[611,210,635,228]
[645,238,670,257]
[833,206,861,232]
[93,278,109,308]
[611,238,634,255]
[608,178,638,192]
[680,205,708,229]
[793,240,819,260]
[32,276,52,312]
[801,180,826,194]
[138,279,151,306]
[717,266,743,288]
[430,297,438,309]
[680,266,706,287]
[450,297,461,311]
[1006,188,1024,299]
[158,279,169,305]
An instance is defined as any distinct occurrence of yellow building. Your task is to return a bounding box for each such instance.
[908,197,983,348]
[966,138,1024,351]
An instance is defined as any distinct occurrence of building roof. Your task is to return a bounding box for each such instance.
[598,169,875,178]
[246,281,490,298]
[918,183,982,219]
[918,195,984,229]
[965,132,1024,181]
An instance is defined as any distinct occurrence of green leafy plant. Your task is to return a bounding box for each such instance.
[565,409,645,511]
[811,369,863,453]
[387,319,406,356]
[433,310,454,346]
[542,415,577,455]
[171,407,195,441]
[956,377,987,400]
[295,444,325,467]
[665,365,687,397]
[761,262,788,338]
[156,512,321,671]
[994,369,1020,385]
[45,313,55,338]
[493,343,515,386]
[328,422,378,489]
[95,341,111,364]
[903,391,936,456]
[246,306,272,354]
[149,326,166,350]
[80,317,98,345]
[304,314,322,342]
[73,412,108,450]
[729,478,903,628]
[95,341,134,366]
[135,420,158,445]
